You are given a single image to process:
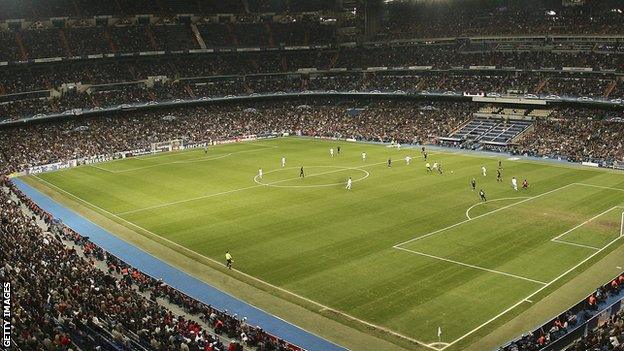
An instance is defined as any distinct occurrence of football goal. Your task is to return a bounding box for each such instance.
[151,139,184,153]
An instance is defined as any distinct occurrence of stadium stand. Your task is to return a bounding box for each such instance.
[1,0,624,350]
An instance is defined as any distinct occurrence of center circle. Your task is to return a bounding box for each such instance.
[254,166,370,188]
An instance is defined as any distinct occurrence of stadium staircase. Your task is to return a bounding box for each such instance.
[266,22,276,47]
[103,28,118,54]
[190,23,207,49]
[59,29,73,57]
[535,78,548,94]
[71,0,82,17]
[14,32,29,61]
[328,51,340,70]
[226,23,239,47]
[605,78,619,97]
[145,26,159,51]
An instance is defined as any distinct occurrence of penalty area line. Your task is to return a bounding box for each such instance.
[439,223,624,350]
[29,174,440,351]
[393,246,548,285]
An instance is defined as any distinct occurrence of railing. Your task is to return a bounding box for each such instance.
[500,272,624,351]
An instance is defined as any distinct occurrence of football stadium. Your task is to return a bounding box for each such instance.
[0,1,623,351]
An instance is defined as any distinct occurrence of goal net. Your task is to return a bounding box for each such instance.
[151,139,184,153]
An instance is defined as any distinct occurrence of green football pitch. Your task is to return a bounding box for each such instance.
[25,137,624,350]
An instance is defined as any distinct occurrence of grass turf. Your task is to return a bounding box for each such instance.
[27,137,624,349]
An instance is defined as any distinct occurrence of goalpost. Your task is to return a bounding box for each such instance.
[621,210,624,238]
[150,139,184,154]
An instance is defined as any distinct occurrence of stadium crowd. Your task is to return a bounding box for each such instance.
[1,99,622,175]
[1,69,621,123]
[379,0,624,39]
[0,176,295,350]
[0,100,474,175]
[501,273,624,351]
[516,109,624,164]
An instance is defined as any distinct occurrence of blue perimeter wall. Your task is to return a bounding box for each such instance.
[12,178,347,351]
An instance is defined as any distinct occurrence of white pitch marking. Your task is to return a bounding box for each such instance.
[117,167,359,216]
[465,197,530,220]
[89,164,115,173]
[573,183,624,193]
[394,247,548,285]
[525,299,533,303]
[97,146,275,173]
[440,224,624,350]
[29,174,439,350]
[394,183,576,248]
[551,239,601,251]
[550,206,618,242]
[253,166,369,188]
[117,157,416,216]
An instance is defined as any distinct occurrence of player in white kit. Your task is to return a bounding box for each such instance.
[330,148,334,157]
[281,157,286,167]
[362,152,367,162]
[346,177,352,190]
[258,168,263,180]
[482,166,487,176]
[511,177,518,191]
[405,155,411,165]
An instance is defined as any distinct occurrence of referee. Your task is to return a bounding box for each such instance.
[225,251,233,269]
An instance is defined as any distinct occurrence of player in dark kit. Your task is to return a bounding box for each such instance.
[522,179,529,189]
[388,158,392,167]
[337,146,341,154]
[479,189,487,202]
[498,160,503,169]
[423,151,428,160]
[496,169,502,182]
[471,178,476,191]
[300,166,305,178]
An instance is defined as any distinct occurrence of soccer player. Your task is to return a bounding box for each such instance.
[299,166,305,178]
[362,152,367,162]
[497,168,502,182]
[471,178,476,191]
[426,162,432,172]
[388,157,392,167]
[432,162,439,171]
[204,146,208,154]
[498,160,503,169]
[438,163,443,174]
[330,148,334,157]
[423,151,428,161]
[337,146,341,154]
[258,168,263,180]
[522,178,529,190]
[225,251,233,269]
[479,189,487,202]
[511,176,518,191]
[281,156,286,167]
[482,165,487,176]
[346,177,352,190]
[405,155,411,165]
